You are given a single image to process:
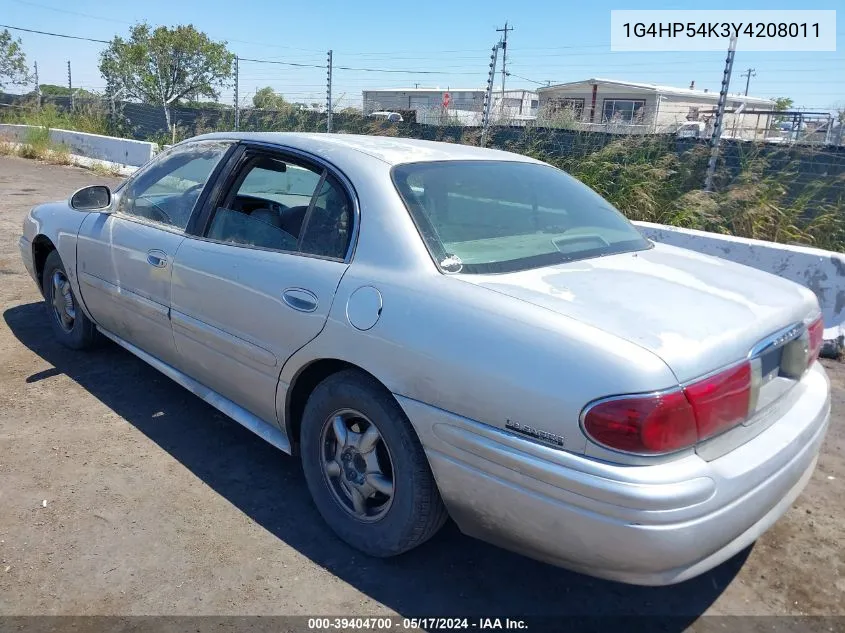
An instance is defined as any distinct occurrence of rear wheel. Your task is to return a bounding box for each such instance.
[300,370,448,556]
[42,250,97,350]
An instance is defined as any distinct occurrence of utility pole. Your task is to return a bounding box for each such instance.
[67,60,73,110]
[704,36,737,192]
[481,42,501,146]
[741,67,756,96]
[496,21,513,115]
[326,50,333,133]
[233,56,240,131]
[33,61,40,110]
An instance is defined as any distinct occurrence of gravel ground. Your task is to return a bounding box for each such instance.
[0,156,843,628]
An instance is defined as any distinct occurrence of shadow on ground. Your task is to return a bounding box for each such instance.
[5,301,748,626]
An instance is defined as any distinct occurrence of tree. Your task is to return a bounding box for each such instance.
[772,97,794,127]
[252,86,292,111]
[774,97,794,112]
[99,23,234,128]
[179,100,230,110]
[38,84,98,98]
[0,29,29,91]
[39,84,73,97]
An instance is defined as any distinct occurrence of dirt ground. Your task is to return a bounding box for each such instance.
[0,156,843,626]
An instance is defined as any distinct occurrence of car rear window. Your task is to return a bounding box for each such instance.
[391,160,651,274]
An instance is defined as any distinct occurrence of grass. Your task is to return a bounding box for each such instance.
[87,161,124,178]
[0,127,72,165]
[0,102,113,136]
[0,138,16,157]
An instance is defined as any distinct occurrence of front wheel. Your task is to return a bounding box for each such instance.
[42,250,98,350]
[300,370,448,556]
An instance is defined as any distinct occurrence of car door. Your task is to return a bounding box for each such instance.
[76,140,233,365]
[170,146,355,425]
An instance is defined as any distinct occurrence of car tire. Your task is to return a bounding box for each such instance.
[42,250,98,350]
[300,369,448,557]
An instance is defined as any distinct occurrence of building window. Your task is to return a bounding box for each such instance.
[530,99,539,109]
[549,97,585,118]
[602,99,646,123]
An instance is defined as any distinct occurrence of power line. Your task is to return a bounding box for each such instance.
[0,24,110,44]
[8,0,133,24]
[241,56,482,75]
[508,58,844,69]
[505,72,551,86]
[3,22,480,71]
[6,0,327,53]
[335,44,612,55]
[239,58,325,69]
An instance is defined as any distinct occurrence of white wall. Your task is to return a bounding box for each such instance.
[635,221,845,340]
[0,124,157,167]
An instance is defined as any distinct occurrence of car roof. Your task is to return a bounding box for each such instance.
[190,132,543,167]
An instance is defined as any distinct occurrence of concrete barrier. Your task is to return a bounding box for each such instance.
[635,221,845,344]
[0,124,157,167]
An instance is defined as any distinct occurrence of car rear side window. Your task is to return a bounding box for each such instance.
[206,153,352,260]
[391,160,650,274]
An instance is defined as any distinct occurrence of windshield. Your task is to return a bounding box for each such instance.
[392,160,650,274]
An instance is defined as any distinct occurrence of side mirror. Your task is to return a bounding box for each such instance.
[70,185,112,211]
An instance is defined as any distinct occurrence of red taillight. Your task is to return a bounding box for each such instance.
[684,362,752,441]
[807,316,824,367]
[583,391,698,454]
[583,362,753,455]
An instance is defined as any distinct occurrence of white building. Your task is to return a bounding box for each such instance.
[496,89,540,120]
[362,88,539,124]
[537,78,776,138]
[363,88,484,116]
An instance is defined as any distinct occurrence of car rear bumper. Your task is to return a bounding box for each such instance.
[396,363,830,585]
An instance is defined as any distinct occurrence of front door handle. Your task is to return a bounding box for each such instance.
[146,249,168,268]
[282,288,318,312]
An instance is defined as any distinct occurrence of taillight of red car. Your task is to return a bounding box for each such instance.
[583,362,753,455]
[807,316,824,368]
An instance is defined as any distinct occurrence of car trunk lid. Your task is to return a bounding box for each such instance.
[455,242,818,384]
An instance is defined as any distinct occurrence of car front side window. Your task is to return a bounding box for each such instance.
[117,141,231,231]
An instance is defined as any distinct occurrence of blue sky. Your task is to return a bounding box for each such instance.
[3,0,843,111]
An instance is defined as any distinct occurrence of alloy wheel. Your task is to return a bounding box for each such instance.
[319,408,395,522]
[50,270,76,332]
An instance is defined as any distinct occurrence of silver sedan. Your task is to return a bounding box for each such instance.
[19,133,830,585]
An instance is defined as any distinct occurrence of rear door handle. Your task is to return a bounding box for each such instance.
[282,288,318,312]
[146,249,168,268]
